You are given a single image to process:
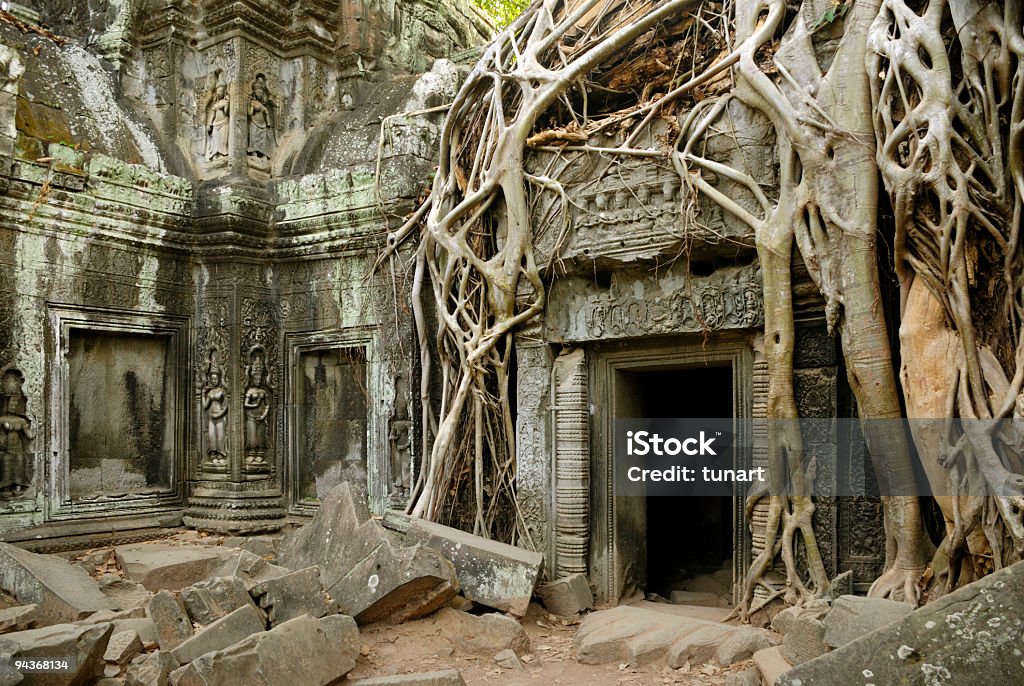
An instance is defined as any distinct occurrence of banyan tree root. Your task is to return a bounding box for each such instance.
[376,0,1022,613]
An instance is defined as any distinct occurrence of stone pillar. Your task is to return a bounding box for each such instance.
[550,348,591,579]
[513,326,553,566]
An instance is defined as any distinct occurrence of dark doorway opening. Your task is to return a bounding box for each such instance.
[617,364,734,599]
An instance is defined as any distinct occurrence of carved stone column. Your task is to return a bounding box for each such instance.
[551,348,591,578]
[513,325,553,564]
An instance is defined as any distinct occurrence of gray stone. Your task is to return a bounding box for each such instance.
[222,537,277,559]
[724,668,760,686]
[666,624,737,667]
[822,594,914,648]
[753,646,792,686]
[167,614,358,686]
[147,591,193,650]
[0,543,112,624]
[98,577,153,611]
[111,618,158,644]
[252,566,330,626]
[2,622,113,686]
[574,605,724,666]
[436,608,530,657]
[770,604,828,636]
[350,670,467,686]
[125,650,179,686]
[171,603,266,665]
[405,518,543,616]
[494,648,525,671]
[778,561,1024,686]
[207,551,290,591]
[78,607,148,624]
[0,660,21,686]
[536,574,593,616]
[782,615,827,665]
[103,663,121,678]
[669,590,726,608]
[104,629,143,665]
[0,605,38,634]
[714,627,778,666]
[278,483,457,624]
[180,576,257,626]
[115,544,231,592]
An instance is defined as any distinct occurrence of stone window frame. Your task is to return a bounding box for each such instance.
[587,334,755,604]
[284,327,385,516]
[47,304,189,520]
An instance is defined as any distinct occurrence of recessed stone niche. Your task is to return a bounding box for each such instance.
[66,330,175,501]
[295,346,368,505]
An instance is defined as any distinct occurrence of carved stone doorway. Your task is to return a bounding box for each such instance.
[589,337,753,604]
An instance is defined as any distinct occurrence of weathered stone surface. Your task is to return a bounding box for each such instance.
[782,615,827,665]
[98,576,153,611]
[405,518,542,616]
[437,608,530,657]
[0,543,112,624]
[171,603,266,665]
[207,551,290,591]
[536,574,593,616]
[822,595,914,648]
[666,624,737,667]
[574,605,728,666]
[770,603,828,636]
[724,668,760,686]
[278,483,457,624]
[753,646,792,686]
[78,607,148,624]
[111,618,157,644]
[180,577,257,626]
[779,561,1024,686]
[221,537,277,560]
[252,566,330,626]
[714,627,777,666]
[147,591,193,650]
[126,650,179,686]
[2,622,113,686]
[0,606,38,634]
[167,614,358,686]
[115,544,231,592]
[0,660,22,686]
[104,629,143,665]
[350,669,467,686]
[494,648,526,671]
[669,590,726,608]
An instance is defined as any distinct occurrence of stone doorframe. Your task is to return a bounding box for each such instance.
[587,334,757,604]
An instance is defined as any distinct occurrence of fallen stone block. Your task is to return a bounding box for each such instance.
[207,551,290,591]
[714,627,778,666]
[669,590,726,608]
[0,660,21,686]
[778,560,1024,686]
[0,606,38,634]
[753,645,792,686]
[0,543,112,624]
[574,605,720,666]
[168,614,358,686]
[350,669,467,686]
[115,544,231,592]
[405,518,542,616]
[104,629,143,666]
[180,576,257,626]
[666,623,737,667]
[278,483,457,624]
[171,603,266,665]
[126,650,179,686]
[221,536,277,559]
[78,607,148,624]
[822,594,914,648]
[2,622,113,686]
[725,668,760,686]
[436,608,530,657]
[770,603,828,636]
[536,574,593,616]
[111,618,157,644]
[98,576,153,611]
[782,615,827,665]
[494,648,526,671]
[147,591,193,650]
[252,566,330,626]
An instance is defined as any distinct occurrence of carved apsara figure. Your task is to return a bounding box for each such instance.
[243,349,270,466]
[203,360,228,466]
[0,370,32,498]
[205,85,230,161]
[247,74,275,159]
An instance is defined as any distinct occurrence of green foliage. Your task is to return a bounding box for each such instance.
[473,0,530,29]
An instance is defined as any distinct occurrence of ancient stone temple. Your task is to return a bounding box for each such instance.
[0,0,884,610]
[0,0,491,543]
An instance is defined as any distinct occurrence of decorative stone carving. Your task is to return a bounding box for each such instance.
[243,346,271,474]
[387,375,412,504]
[246,74,275,159]
[0,369,32,499]
[552,349,589,577]
[203,351,230,471]
[205,81,230,162]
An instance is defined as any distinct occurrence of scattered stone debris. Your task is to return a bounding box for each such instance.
[822,594,914,648]
[207,550,290,591]
[97,576,153,612]
[0,605,37,634]
[536,573,593,617]
[1,622,113,686]
[125,649,178,686]
[436,608,530,656]
[180,576,258,626]
[350,669,467,686]
[753,645,792,685]
[724,667,761,686]
[146,591,193,650]
[115,543,231,592]
[493,647,526,671]
[170,603,266,665]
[278,483,457,625]
[251,566,331,626]
[104,628,143,666]
[779,560,1024,685]
[0,542,113,624]
[405,518,543,617]
[220,536,278,560]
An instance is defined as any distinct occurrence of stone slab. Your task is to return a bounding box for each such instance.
[147,591,193,650]
[753,645,792,686]
[350,669,466,686]
[574,605,729,666]
[171,603,266,664]
[180,576,257,626]
[436,608,530,656]
[779,561,1024,686]
[104,629,143,665]
[115,544,231,592]
[0,606,38,635]
[405,518,543,616]
[2,622,113,686]
[822,594,914,648]
[126,650,179,686]
[208,551,290,591]
[252,566,330,627]
[278,483,457,625]
[167,614,358,686]
[536,574,593,616]
[0,543,112,624]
